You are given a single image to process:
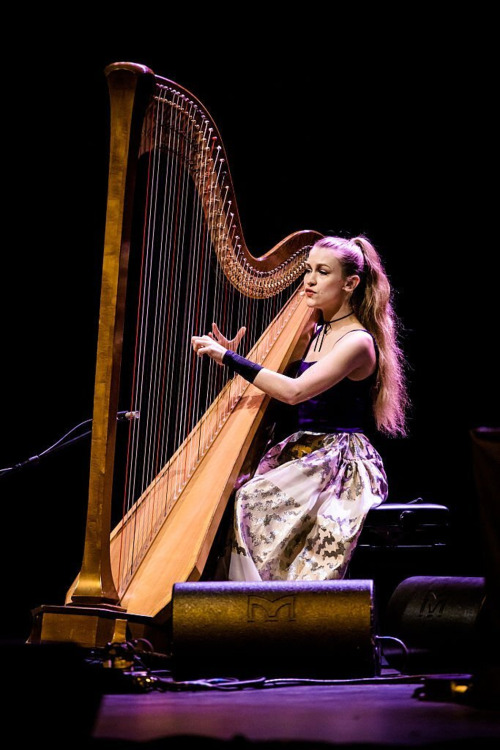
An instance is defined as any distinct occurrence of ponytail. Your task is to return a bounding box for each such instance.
[312,235,409,436]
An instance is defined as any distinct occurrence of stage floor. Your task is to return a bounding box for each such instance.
[6,639,500,748]
[91,671,500,748]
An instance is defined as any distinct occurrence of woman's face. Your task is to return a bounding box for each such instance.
[303,245,349,317]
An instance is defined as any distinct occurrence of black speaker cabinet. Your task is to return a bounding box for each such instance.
[384,576,487,673]
[171,580,377,680]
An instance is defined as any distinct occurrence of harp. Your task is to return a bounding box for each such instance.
[30,62,322,653]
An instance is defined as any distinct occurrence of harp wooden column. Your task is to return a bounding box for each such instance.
[71,65,155,607]
[30,63,158,650]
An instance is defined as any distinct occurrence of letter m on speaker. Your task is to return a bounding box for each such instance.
[247,595,296,622]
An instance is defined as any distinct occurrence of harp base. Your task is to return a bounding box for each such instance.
[28,604,171,655]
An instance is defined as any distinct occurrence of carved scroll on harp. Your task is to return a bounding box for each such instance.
[65,62,323,624]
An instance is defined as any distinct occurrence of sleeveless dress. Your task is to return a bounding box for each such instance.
[227,330,388,581]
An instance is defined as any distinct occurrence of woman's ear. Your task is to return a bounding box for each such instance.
[343,274,361,292]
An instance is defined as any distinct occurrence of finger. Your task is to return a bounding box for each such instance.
[233,326,246,345]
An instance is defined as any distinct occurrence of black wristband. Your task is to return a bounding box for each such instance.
[222,350,263,383]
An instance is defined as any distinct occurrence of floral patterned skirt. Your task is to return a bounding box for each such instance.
[227,430,388,582]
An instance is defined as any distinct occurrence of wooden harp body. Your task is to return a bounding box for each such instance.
[30,63,322,652]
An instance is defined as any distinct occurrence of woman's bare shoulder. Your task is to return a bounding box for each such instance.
[334,328,375,350]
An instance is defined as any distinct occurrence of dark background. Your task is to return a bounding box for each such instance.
[1,15,497,642]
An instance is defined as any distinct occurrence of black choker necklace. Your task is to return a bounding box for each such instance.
[313,311,354,352]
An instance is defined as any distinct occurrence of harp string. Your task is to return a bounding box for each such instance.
[178,121,215,497]
[150,91,192,542]
[117,96,158,583]
[112,79,309,593]
[117,91,216,586]
[119,95,161,577]
[123,87,191,577]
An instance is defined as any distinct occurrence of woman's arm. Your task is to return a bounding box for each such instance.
[191,330,376,405]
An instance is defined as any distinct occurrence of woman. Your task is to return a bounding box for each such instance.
[191,235,409,581]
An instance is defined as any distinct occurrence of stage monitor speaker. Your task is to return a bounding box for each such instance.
[384,576,486,674]
[171,580,377,680]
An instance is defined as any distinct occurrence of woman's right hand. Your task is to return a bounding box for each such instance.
[191,334,227,364]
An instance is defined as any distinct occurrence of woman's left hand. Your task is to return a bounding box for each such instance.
[209,322,246,351]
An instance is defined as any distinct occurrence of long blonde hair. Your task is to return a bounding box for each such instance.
[312,235,409,437]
